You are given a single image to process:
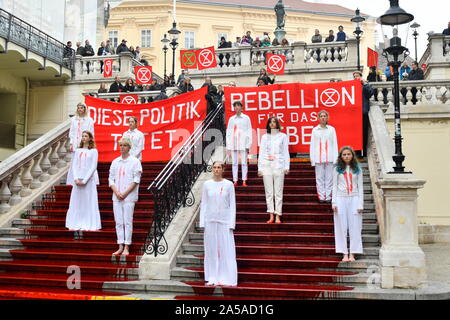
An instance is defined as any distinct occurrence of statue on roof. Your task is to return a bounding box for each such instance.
[274,0,286,30]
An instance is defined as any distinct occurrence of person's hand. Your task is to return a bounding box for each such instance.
[358,209,364,214]
[258,171,263,177]
[333,206,338,214]
[115,191,125,201]
[75,179,85,186]
[70,144,74,152]
[284,170,289,175]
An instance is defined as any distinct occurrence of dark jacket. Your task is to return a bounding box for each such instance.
[63,46,74,58]
[367,72,381,82]
[362,83,374,115]
[408,68,424,81]
[98,47,106,56]
[76,46,85,56]
[443,28,450,36]
[83,45,95,57]
[180,83,194,93]
[109,81,124,93]
[218,41,232,49]
[336,31,346,41]
[124,84,135,92]
[154,91,169,101]
[325,35,335,42]
[116,44,129,54]
[257,75,275,85]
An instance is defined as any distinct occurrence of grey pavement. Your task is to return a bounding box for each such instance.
[421,243,450,285]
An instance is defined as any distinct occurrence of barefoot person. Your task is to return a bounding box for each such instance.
[258,117,290,224]
[66,131,101,239]
[200,161,237,287]
[310,110,338,203]
[226,101,253,187]
[122,116,145,161]
[108,138,143,256]
[332,146,364,262]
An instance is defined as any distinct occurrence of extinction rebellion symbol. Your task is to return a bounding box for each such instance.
[198,48,215,68]
[182,51,197,68]
[320,89,340,107]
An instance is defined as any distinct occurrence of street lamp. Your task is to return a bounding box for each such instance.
[161,34,170,79]
[410,22,420,62]
[378,0,414,174]
[168,22,181,86]
[351,8,366,71]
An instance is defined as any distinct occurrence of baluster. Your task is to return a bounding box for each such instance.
[0,176,12,214]
[415,86,423,105]
[30,154,43,189]
[49,142,60,175]
[436,86,443,104]
[425,86,433,104]
[235,52,241,66]
[312,50,318,63]
[387,87,394,107]
[64,138,72,163]
[332,46,338,62]
[57,137,68,168]
[406,87,413,106]
[326,47,332,63]
[340,47,347,61]
[319,48,325,63]
[20,160,33,197]
[286,50,293,64]
[230,53,236,66]
[9,169,23,206]
[445,42,450,56]
[445,86,450,105]
[39,148,51,182]
[305,49,311,63]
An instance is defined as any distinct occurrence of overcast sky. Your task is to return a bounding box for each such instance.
[306,0,449,60]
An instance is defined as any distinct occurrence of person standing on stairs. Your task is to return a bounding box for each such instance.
[122,116,145,161]
[226,101,253,187]
[200,161,237,287]
[109,138,143,256]
[310,110,339,203]
[67,103,95,186]
[66,131,101,239]
[332,146,364,263]
[258,117,290,224]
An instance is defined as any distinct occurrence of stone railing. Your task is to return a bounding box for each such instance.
[72,52,163,83]
[369,79,450,107]
[419,34,450,80]
[0,119,71,226]
[193,39,357,76]
[85,87,182,103]
[367,104,427,289]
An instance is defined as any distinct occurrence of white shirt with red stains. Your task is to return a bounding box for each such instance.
[108,155,143,202]
[226,113,253,151]
[332,165,364,210]
[309,125,338,166]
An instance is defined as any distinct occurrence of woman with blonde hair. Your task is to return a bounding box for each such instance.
[66,131,101,239]
[69,103,95,153]
[258,117,290,224]
[332,146,364,262]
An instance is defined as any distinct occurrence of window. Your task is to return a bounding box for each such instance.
[184,31,195,49]
[108,30,118,48]
[141,30,152,48]
[217,33,227,45]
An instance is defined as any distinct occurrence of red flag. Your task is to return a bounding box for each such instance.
[367,48,379,68]
[180,50,198,69]
[134,66,153,85]
[196,46,217,70]
[120,94,139,105]
[103,59,113,78]
[266,53,286,75]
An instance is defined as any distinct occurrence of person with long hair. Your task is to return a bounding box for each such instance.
[332,146,364,262]
[65,131,101,239]
[69,103,95,153]
[310,110,338,203]
[258,117,290,224]
[200,161,237,287]
[122,116,145,161]
[109,138,143,256]
[226,101,253,187]
[124,78,136,92]
[256,68,275,86]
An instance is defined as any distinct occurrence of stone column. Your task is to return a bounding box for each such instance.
[377,176,427,289]
[346,38,358,67]
[292,41,306,69]
[118,52,135,78]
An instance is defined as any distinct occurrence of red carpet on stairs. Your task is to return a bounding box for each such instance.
[176,162,360,300]
[0,162,166,300]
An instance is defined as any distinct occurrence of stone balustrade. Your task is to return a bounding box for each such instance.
[369,79,450,107]
[0,119,71,220]
[419,34,450,80]
[85,87,182,103]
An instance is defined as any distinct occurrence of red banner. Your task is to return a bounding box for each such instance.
[266,53,286,75]
[134,66,153,85]
[224,80,363,154]
[103,59,113,78]
[180,50,198,69]
[367,48,379,68]
[196,46,217,70]
[85,87,209,162]
[120,94,139,104]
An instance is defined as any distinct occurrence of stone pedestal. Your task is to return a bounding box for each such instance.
[274,29,286,42]
[376,176,427,289]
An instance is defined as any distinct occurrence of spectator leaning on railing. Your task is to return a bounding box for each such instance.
[109,76,124,93]
[336,25,347,41]
[105,39,115,55]
[442,21,450,35]
[116,39,129,54]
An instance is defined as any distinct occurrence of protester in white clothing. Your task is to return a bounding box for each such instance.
[69,103,95,153]
[122,116,145,161]
[226,101,253,187]
[109,138,143,256]
[310,110,339,203]
[66,131,101,239]
[200,161,237,287]
[332,146,364,262]
[258,117,290,224]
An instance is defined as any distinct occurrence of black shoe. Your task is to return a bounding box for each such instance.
[73,231,79,240]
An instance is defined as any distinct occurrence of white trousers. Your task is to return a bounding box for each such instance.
[315,162,334,201]
[204,222,237,286]
[231,150,248,182]
[262,160,285,216]
[113,201,135,245]
[333,196,363,254]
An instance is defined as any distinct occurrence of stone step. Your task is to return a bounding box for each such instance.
[0,228,26,239]
[0,249,12,261]
[0,238,24,250]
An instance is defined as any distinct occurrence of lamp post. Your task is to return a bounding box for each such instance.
[168,22,181,86]
[378,0,414,173]
[410,22,420,62]
[161,34,170,79]
[351,8,366,71]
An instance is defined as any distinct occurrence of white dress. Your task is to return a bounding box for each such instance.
[69,116,95,149]
[200,179,237,286]
[65,148,101,231]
